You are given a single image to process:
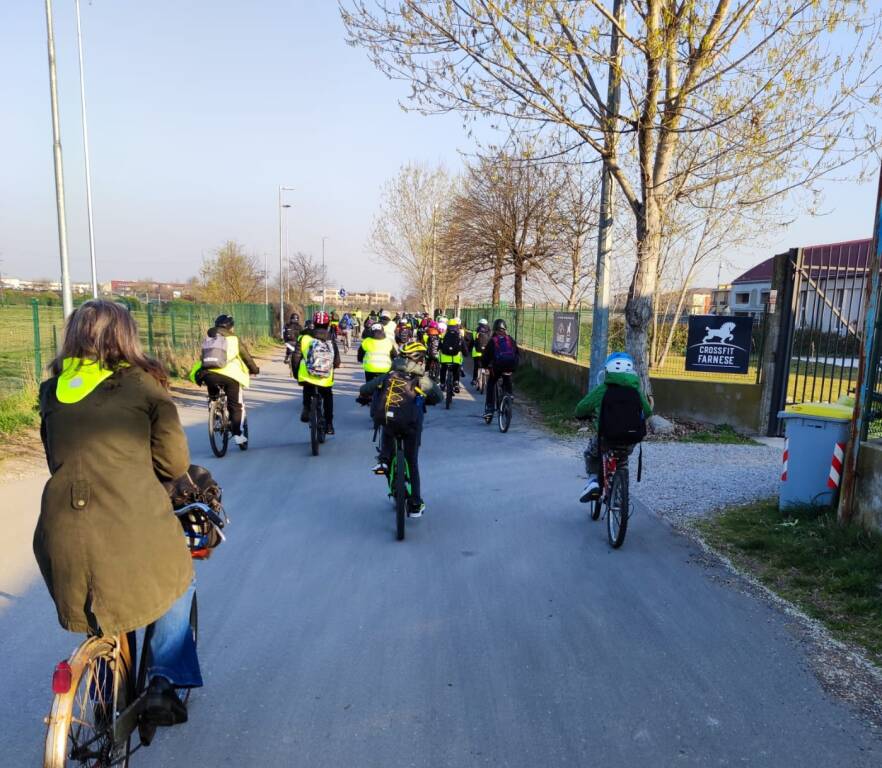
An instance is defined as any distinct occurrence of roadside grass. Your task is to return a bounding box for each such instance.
[514,366,585,435]
[696,500,882,667]
[0,387,39,437]
[679,424,760,445]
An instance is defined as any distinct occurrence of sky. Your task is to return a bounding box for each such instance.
[0,1,878,296]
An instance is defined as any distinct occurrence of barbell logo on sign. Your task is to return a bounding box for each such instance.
[685,315,752,374]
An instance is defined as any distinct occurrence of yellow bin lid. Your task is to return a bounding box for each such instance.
[782,402,853,420]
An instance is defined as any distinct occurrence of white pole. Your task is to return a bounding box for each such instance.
[278,187,294,333]
[321,236,328,313]
[75,0,98,298]
[44,0,73,317]
[264,251,268,307]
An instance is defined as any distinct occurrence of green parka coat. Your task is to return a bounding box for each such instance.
[34,364,193,635]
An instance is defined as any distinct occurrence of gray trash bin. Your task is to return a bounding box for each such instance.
[778,403,852,509]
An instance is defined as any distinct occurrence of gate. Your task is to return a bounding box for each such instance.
[767,240,871,435]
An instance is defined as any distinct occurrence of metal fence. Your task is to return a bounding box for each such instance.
[0,300,272,396]
[456,305,767,384]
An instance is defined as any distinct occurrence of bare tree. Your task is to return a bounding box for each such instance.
[368,162,460,313]
[198,241,264,304]
[287,251,327,313]
[341,0,882,391]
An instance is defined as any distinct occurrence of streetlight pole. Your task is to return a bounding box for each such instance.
[321,236,328,313]
[44,0,73,317]
[264,252,269,307]
[278,186,294,334]
[430,204,437,317]
[75,0,98,298]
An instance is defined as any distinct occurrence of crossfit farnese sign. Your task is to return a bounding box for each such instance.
[552,312,580,358]
[685,315,752,374]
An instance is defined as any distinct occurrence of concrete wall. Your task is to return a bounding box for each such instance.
[854,441,882,532]
[521,348,764,434]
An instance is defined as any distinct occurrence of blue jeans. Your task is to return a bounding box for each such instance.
[146,581,202,688]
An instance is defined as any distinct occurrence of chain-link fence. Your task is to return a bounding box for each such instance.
[455,305,767,384]
[0,300,272,396]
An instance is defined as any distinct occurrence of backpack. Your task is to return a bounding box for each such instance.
[441,329,462,356]
[426,334,441,359]
[201,334,229,368]
[476,328,491,351]
[306,338,333,378]
[599,383,647,445]
[371,371,421,435]
[492,334,517,365]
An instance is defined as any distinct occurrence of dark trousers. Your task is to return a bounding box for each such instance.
[440,362,461,389]
[302,383,334,423]
[364,371,381,383]
[379,428,422,504]
[485,367,513,412]
[203,373,244,436]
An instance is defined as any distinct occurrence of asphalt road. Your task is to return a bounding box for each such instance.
[1,351,879,766]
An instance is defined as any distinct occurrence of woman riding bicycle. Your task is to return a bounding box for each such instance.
[34,300,201,728]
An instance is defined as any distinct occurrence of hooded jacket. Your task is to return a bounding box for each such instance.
[574,370,653,421]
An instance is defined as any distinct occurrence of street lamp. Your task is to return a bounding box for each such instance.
[321,236,328,313]
[278,186,294,334]
[75,0,98,298]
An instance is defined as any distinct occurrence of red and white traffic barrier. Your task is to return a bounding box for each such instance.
[781,439,789,482]
[827,442,846,490]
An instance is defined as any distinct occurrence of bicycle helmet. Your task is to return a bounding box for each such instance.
[214,314,234,329]
[370,322,385,337]
[289,313,300,322]
[493,319,507,333]
[401,341,427,361]
[380,310,391,321]
[478,318,489,327]
[449,317,461,327]
[605,352,634,373]
[313,311,330,326]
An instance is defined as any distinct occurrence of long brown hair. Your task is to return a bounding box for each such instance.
[49,300,169,388]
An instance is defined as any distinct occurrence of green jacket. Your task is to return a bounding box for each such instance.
[574,371,653,421]
[359,357,443,406]
[35,363,193,635]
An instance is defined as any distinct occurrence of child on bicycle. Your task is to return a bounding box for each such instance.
[481,318,519,421]
[357,341,442,517]
[575,352,652,502]
[192,314,260,446]
[292,311,341,435]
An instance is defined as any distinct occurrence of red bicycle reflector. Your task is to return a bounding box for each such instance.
[52,661,72,694]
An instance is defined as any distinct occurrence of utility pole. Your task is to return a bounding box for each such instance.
[430,203,437,316]
[44,0,73,317]
[588,0,624,388]
[264,252,269,307]
[321,236,328,313]
[75,0,98,298]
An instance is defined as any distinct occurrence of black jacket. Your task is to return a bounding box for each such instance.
[283,321,302,343]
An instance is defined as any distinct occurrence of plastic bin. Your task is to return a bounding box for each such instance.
[778,403,852,509]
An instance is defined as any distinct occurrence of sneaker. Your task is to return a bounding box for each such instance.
[142,677,188,727]
[454,385,461,394]
[372,461,389,475]
[470,380,477,386]
[233,434,248,446]
[579,478,600,503]
[300,409,309,423]
[407,501,426,518]
[483,410,493,423]
[325,423,335,436]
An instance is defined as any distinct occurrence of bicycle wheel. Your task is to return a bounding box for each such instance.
[309,398,320,456]
[237,419,249,451]
[208,400,228,458]
[498,394,512,433]
[317,400,327,444]
[393,445,406,541]
[43,636,133,768]
[606,467,629,549]
[591,494,602,521]
[445,370,454,409]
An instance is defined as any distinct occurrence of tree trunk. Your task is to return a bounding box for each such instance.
[567,243,580,310]
[513,266,524,310]
[625,201,661,396]
[491,250,504,305]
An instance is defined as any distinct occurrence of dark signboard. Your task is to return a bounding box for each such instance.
[552,312,580,358]
[685,315,753,374]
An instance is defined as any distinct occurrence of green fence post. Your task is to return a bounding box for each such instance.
[52,324,58,359]
[188,305,194,345]
[170,311,177,347]
[147,302,155,355]
[32,298,43,380]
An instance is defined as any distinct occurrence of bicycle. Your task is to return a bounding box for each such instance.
[208,393,248,458]
[475,365,489,394]
[386,433,412,541]
[444,366,456,409]
[42,501,224,767]
[483,372,513,432]
[591,444,634,548]
[308,392,326,456]
[340,329,352,354]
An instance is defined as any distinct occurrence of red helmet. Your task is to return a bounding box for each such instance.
[313,311,330,326]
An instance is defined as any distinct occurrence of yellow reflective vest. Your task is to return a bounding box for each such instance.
[56,358,116,403]
[361,336,394,374]
[298,333,335,387]
[206,334,251,388]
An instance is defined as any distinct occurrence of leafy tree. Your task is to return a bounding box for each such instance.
[198,241,264,305]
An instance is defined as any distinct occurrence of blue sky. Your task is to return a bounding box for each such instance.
[0,1,877,294]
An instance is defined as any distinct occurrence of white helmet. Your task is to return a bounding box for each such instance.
[605,352,634,373]
[478,318,488,326]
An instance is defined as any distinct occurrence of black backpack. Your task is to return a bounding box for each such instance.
[476,328,491,351]
[441,329,462,356]
[371,371,421,435]
[599,384,646,445]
